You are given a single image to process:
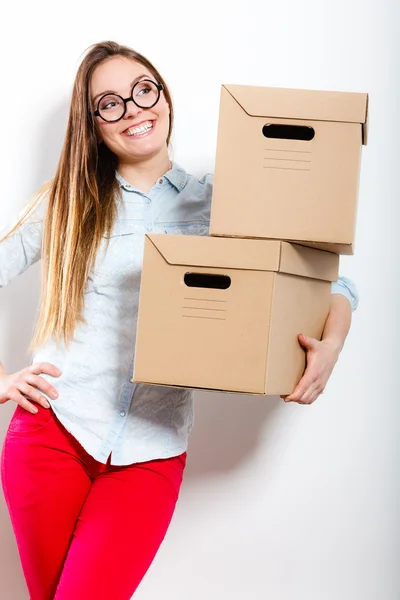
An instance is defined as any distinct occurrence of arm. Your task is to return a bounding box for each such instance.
[0,211,43,288]
[0,196,62,412]
[319,293,352,355]
[283,276,358,405]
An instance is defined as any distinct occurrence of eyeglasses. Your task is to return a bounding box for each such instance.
[94,79,164,123]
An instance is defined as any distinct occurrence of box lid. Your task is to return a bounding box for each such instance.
[146,234,339,282]
[223,84,369,145]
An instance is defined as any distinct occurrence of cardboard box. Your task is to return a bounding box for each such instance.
[209,84,369,255]
[132,234,339,395]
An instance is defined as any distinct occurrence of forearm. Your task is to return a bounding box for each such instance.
[321,294,352,356]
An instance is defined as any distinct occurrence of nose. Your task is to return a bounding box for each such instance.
[123,98,143,121]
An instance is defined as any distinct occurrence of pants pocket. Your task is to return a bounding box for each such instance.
[7,404,55,435]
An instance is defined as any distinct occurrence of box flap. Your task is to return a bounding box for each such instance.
[146,234,283,272]
[146,235,339,281]
[223,84,368,145]
[279,243,339,282]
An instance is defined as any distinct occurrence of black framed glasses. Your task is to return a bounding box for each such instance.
[94,79,164,123]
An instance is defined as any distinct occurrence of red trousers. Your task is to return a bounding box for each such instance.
[1,404,186,600]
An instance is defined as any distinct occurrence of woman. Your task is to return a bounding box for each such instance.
[0,41,358,600]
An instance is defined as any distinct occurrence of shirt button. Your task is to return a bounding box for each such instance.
[158,178,163,185]
[146,226,153,232]
[145,198,151,204]
[119,410,126,417]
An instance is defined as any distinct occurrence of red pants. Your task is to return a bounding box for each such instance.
[1,404,186,600]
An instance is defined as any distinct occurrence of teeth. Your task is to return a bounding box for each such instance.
[126,121,153,136]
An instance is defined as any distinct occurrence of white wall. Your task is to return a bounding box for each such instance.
[0,0,398,598]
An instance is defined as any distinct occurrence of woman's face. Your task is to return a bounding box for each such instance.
[90,56,170,163]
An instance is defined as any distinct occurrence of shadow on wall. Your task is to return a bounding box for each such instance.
[0,101,69,600]
[185,390,281,480]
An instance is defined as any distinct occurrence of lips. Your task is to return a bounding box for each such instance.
[123,120,154,137]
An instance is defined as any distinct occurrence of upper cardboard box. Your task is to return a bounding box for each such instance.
[224,84,368,144]
[209,84,369,255]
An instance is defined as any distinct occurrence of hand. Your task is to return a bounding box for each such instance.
[0,363,61,414]
[281,334,340,405]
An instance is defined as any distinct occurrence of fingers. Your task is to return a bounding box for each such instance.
[285,343,324,403]
[285,379,324,405]
[282,336,331,406]
[24,363,60,400]
[308,388,324,404]
[285,371,318,402]
[9,390,40,414]
[18,382,52,409]
[24,373,58,400]
[298,333,319,351]
[297,380,324,404]
[28,363,62,377]
[0,363,61,413]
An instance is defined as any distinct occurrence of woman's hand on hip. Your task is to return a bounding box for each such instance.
[0,363,61,413]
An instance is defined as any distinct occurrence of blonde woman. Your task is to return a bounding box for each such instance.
[0,41,358,600]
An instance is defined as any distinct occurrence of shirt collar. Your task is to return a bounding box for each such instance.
[163,162,188,191]
[115,161,188,194]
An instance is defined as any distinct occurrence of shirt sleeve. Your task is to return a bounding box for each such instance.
[0,199,46,288]
[331,275,359,312]
[199,173,213,216]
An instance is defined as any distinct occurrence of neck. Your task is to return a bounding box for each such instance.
[118,151,171,194]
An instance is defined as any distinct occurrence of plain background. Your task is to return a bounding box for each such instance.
[0,0,398,598]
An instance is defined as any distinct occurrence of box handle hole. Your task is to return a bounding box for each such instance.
[184,273,231,290]
[262,124,315,141]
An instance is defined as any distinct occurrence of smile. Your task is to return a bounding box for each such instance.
[124,121,154,137]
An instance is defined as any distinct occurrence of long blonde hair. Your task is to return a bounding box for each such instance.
[1,41,174,351]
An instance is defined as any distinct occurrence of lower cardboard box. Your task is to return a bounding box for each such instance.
[132,234,339,396]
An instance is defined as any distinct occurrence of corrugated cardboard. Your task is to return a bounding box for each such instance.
[209,84,369,255]
[132,234,339,395]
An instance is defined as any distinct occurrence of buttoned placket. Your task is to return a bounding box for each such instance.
[97,178,171,463]
[142,177,170,233]
[143,193,153,232]
[97,354,138,463]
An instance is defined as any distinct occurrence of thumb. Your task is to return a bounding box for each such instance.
[298,333,317,350]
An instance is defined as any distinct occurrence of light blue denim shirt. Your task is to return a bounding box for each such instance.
[0,163,358,465]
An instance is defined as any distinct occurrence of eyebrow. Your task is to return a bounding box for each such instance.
[92,74,151,103]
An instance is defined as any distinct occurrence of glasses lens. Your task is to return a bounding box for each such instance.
[98,95,125,122]
[132,80,160,108]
